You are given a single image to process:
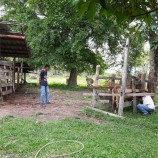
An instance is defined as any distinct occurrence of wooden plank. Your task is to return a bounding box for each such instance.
[118,89,140,93]
[87,106,125,119]
[98,76,121,80]
[98,93,120,97]
[0,97,3,102]
[0,69,12,73]
[0,76,12,80]
[126,93,155,97]
[2,89,12,95]
[93,86,113,89]
[98,92,155,97]
[0,60,13,66]
[0,83,13,87]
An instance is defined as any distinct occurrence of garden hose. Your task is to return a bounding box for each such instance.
[34,140,84,158]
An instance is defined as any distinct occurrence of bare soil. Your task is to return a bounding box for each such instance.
[0,86,107,124]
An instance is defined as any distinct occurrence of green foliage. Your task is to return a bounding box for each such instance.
[1,0,109,74]
[1,0,151,74]
[74,0,158,24]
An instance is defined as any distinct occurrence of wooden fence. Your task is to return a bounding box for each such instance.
[0,61,13,100]
[0,60,24,101]
[92,65,154,112]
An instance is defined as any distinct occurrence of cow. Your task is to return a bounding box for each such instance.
[112,85,133,113]
[86,77,94,89]
[111,75,142,113]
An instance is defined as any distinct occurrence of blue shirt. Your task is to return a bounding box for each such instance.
[40,70,48,86]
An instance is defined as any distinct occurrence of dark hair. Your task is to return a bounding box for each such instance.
[44,64,50,69]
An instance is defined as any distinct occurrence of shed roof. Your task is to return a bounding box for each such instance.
[0,22,31,58]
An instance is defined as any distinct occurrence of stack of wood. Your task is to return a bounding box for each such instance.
[0,60,13,99]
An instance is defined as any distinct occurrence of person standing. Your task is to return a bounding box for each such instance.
[137,90,155,115]
[39,64,50,105]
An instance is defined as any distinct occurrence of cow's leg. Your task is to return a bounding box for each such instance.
[112,97,117,113]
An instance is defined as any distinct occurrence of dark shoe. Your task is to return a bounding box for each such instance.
[46,102,51,104]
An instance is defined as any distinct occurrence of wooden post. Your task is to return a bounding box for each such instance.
[24,73,26,84]
[132,77,137,112]
[92,65,100,107]
[0,63,2,101]
[111,74,115,88]
[17,67,20,85]
[12,57,16,92]
[141,74,146,90]
[20,59,23,84]
[118,38,130,116]
[94,65,100,86]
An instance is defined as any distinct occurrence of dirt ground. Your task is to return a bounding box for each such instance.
[0,86,107,124]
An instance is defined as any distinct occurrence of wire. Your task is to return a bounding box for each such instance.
[34,140,84,158]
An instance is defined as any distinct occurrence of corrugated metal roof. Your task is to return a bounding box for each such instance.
[0,22,31,58]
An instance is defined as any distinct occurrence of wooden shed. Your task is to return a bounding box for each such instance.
[0,21,31,101]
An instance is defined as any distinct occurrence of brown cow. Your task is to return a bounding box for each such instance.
[86,77,94,89]
[112,85,132,113]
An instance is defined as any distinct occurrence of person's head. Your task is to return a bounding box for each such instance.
[44,64,50,71]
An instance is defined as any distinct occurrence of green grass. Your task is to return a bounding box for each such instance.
[27,75,87,91]
[1,75,158,157]
[1,112,158,158]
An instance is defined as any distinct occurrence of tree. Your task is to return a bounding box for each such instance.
[1,0,148,87]
[74,0,158,24]
[74,0,158,93]
[1,0,124,86]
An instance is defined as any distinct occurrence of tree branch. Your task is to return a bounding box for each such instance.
[132,7,158,17]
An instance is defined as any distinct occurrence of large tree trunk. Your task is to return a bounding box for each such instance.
[147,33,158,94]
[68,68,77,86]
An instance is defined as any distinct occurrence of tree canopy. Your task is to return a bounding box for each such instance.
[74,0,158,24]
[1,0,154,86]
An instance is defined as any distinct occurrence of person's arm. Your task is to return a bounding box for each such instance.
[39,71,42,86]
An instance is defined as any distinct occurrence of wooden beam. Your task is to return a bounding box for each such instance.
[98,76,121,80]
[132,77,137,112]
[87,106,125,119]
[0,83,13,87]
[126,93,155,97]
[13,57,15,92]
[93,86,114,90]
[2,89,12,95]
[98,93,155,97]
[0,60,12,66]
[118,38,130,116]
[93,65,100,107]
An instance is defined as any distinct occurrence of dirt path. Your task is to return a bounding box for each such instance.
[0,86,92,121]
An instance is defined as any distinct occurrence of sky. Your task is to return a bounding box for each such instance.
[0,6,5,18]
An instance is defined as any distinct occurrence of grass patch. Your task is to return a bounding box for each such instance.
[26,75,87,91]
[0,114,158,158]
[49,83,87,91]
[82,107,158,132]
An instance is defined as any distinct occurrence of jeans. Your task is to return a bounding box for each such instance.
[40,86,50,104]
[137,104,154,114]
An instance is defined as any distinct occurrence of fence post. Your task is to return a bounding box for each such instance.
[141,74,146,90]
[92,65,100,107]
[132,77,137,112]
[118,38,130,116]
